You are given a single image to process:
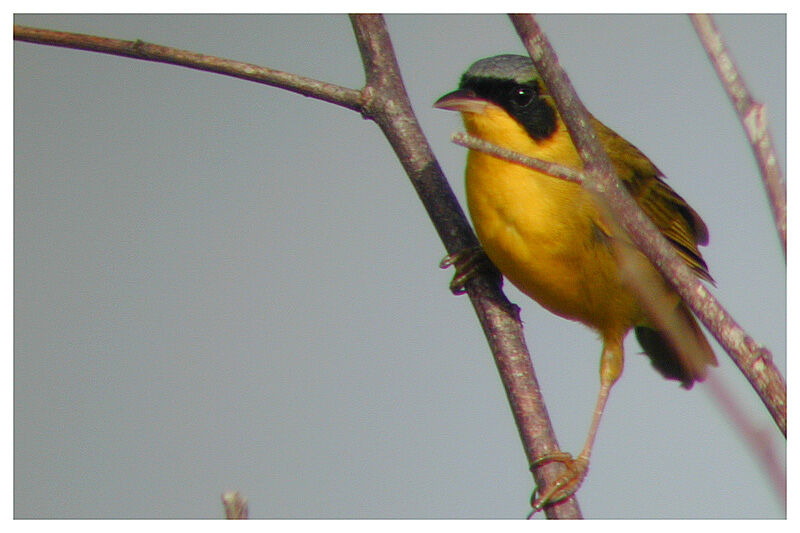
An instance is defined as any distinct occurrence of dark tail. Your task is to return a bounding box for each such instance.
[635,303,717,389]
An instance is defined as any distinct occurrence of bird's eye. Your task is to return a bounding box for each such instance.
[510,86,534,107]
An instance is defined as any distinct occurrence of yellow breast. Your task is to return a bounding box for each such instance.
[462,106,642,338]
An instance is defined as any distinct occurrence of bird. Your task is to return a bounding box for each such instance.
[434,54,717,511]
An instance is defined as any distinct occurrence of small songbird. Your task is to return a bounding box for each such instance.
[434,54,717,510]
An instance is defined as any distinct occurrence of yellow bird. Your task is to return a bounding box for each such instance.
[434,54,717,510]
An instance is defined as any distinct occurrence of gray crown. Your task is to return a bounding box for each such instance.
[463,54,540,84]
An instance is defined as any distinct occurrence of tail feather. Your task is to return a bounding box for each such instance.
[635,303,717,389]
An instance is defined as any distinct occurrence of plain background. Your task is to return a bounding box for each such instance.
[14,14,786,519]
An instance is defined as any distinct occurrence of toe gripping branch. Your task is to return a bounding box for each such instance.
[440,246,501,295]
[528,452,589,517]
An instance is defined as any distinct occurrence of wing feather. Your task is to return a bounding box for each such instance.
[592,118,713,283]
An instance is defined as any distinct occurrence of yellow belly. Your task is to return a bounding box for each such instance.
[465,147,642,340]
[454,96,715,387]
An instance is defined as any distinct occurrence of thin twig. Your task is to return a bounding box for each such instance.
[509,14,785,436]
[221,491,249,519]
[690,14,786,257]
[704,377,786,508]
[452,132,583,184]
[13,25,363,112]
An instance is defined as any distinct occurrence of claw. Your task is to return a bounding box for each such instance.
[528,453,589,515]
[440,247,500,294]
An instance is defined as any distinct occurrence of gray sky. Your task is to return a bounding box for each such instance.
[14,14,785,519]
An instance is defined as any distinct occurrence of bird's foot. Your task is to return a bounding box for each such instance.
[439,247,500,295]
[528,452,589,516]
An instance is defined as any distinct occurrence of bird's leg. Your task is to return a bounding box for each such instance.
[529,340,623,514]
[439,246,501,294]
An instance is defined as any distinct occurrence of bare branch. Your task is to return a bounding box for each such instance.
[452,132,583,184]
[704,377,786,506]
[221,491,248,519]
[16,17,581,519]
[13,25,363,112]
[16,15,785,518]
[690,14,786,257]
[350,14,581,519]
[509,14,785,436]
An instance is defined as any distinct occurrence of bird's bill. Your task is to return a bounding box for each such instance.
[433,89,491,114]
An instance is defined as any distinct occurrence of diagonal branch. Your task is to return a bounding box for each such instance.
[453,130,786,496]
[350,14,581,519]
[15,17,582,519]
[509,14,785,437]
[690,14,786,257]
